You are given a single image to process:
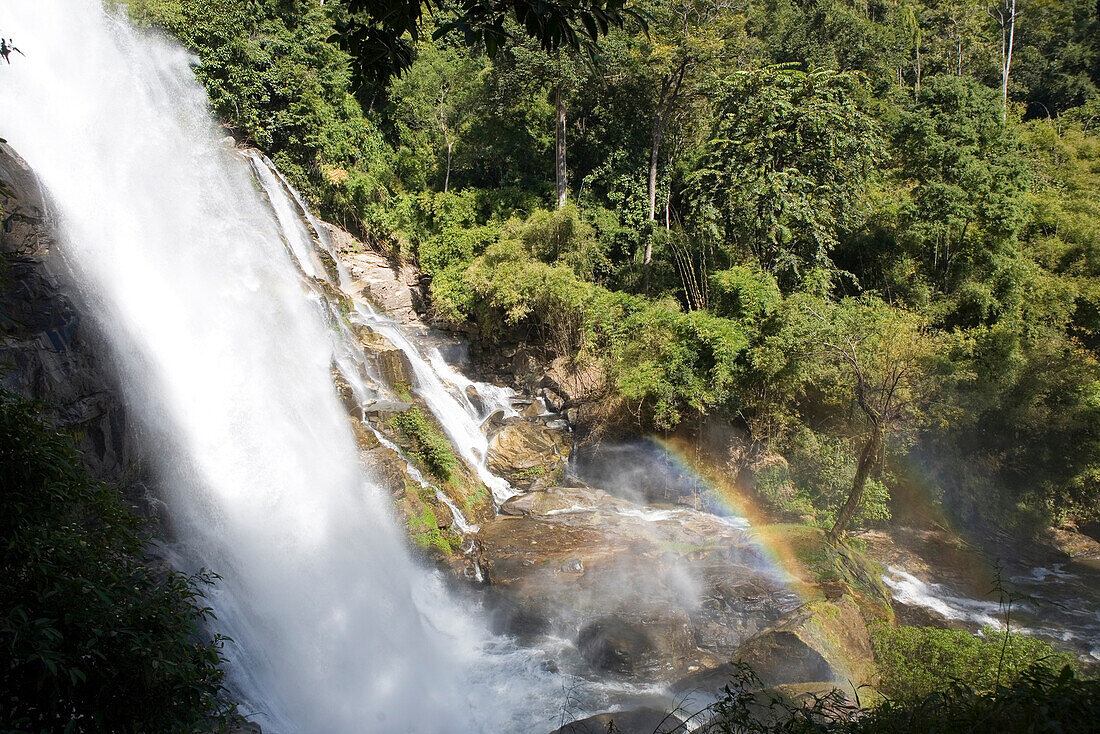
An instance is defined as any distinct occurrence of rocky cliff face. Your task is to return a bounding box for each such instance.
[0,143,152,512]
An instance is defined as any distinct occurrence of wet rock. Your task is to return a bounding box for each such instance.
[673,598,873,697]
[477,485,799,681]
[0,143,143,497]
[332,366,362,419]
[486,420,571,491]
[549,708,686,734]
[578,616,694,678]
[354,325,416,389]
[362,399,413,416]
[464,384,485,416]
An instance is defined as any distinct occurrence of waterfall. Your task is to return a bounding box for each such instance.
[0,2,563,730]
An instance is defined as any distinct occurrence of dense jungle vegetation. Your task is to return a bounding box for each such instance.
[122,0,1100,537]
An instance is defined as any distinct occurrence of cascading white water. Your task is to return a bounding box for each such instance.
[0,2,566,731]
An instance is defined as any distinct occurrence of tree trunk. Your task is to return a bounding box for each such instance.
[648,129,661,222]
[828,423,883,541]
[444,141,452,193]
[647,64,685,223]
[555,85,567,209]
[1002,0,1016,122]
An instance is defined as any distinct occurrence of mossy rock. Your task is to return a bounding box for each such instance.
[486,420,571,490]
[673,596,874,696]
[752,524,893,622]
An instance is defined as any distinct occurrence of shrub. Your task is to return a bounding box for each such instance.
[0,391,237,733]
[870,623,1078,703]
[705,661,1099,734]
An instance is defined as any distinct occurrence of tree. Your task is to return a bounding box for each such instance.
[333,0,640,88]
[792,297,945,539]
[633,0,743,283]
[688,66,883,290]
[388,40,485,191]
[0,392,238,732]
[987,0,1019,121]
[887,75,1028,310]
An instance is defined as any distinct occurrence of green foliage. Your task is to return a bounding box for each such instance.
[0,391,237,733]
[870,623,1078,703]
[689,66,883,289]
[137,0,1100,528]
[704,661,1099,734]
[332,0,640,88]
[784,428,891,528]
[709,265,782,324]
[405,504,461,556]
[391,406,459,479]
[752,461,817,519]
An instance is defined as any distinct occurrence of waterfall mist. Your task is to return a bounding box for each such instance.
[0,2,561,730]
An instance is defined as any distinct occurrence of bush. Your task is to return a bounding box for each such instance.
[870,623,1078,703]
[705,661,1099,734]
[0,391,237,733]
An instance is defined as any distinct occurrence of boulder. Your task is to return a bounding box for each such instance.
[673,597,873,698]
[486,420,571,490]
[548,708,686,734]
[578,616,694,678]
[354,325,415,389]
[477,485,800,681]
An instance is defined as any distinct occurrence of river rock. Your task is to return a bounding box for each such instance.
[477,485,800,681]
[548,708,686,734]
[486,420,571,490]
[578,616,695,677]
[672,597,873,698]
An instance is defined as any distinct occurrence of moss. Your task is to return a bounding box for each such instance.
[388,406,458,480]
[392,381,414,402]
[511,465,546,479]
[449,471,490,516]
[756,524,893,621]
[405,505,461,556]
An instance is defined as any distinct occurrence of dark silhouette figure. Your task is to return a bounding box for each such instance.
[1,39,25,64]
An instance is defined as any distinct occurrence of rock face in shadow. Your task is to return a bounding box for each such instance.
[477,484,801,680]
[0,143,149,510]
